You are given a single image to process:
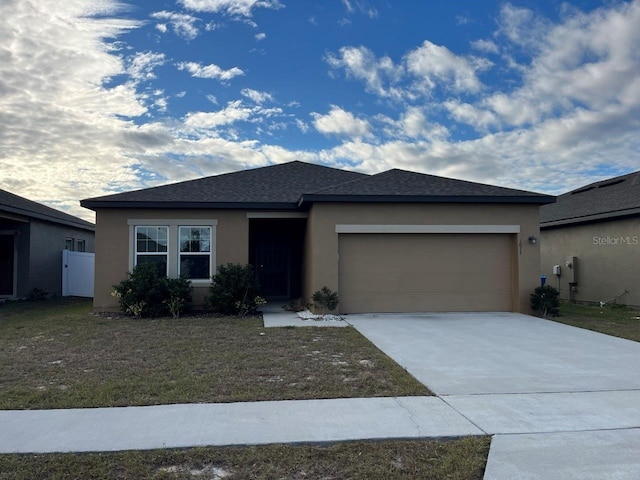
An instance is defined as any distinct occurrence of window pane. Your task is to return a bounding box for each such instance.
[180,227,211,253]
[136,227,167,253]
[180,255,210,279]
[137,255,167,276]
[65,238,74,251]
[77,240,86,252]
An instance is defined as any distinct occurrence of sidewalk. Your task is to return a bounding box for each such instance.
[0,396,482,454]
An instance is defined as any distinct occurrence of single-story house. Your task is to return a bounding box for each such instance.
[0,188,95,299]
[81,161,554,314]
[540,170,640,307]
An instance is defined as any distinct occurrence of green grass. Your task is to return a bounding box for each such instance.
[0,298,430,409]
[0,437,490,480]
[551,302,640,342]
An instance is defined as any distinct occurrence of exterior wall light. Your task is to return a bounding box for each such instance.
[528,235,537,245]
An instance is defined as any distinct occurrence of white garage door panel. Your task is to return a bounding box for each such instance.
[339,233,513,313]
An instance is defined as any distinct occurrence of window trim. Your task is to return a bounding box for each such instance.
[128,219,218,284]
[76,239,86,253]
[65,237,74,251]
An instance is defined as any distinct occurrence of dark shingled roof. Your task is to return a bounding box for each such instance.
[0,188,95,231]
[541,170,640,227]
[82,161,366,210]
[302,168,554,204]
[82,161,554,210]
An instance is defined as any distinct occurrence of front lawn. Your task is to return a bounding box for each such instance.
[551,302,640,342]
[0,437,490,480]
[0,298,430,410]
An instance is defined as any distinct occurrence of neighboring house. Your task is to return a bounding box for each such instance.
[81,161,554,314]
[0,188,95,299]
[540,170,640,307]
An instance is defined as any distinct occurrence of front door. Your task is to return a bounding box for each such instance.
[0,235,15,296]
[254,233,290,299]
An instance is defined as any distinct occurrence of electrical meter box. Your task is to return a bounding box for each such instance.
[553,265,561,276]
[565,256,577,283]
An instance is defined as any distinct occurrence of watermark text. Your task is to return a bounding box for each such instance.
[592,235,639,246]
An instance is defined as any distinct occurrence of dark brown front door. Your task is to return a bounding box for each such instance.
[0,235,15,296]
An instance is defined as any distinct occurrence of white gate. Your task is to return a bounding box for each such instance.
[62,250,95,297]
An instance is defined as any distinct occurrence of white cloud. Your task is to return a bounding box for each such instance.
[184,101,253,130]
[127,51,165,82]
[241,88,273,104]
[150,10,201,40]
[0,0,144,220]
[176,61,244,81]
[326,46,404,99]
[444,100,498,130]
[405,40,486,94]
[295,119,309,133]
[255,32,266,41]
[312,106,371,137]
[471,39,499,54]
[179,0,284,17]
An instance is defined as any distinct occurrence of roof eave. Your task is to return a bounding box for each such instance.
[1,205,94,231]
[80,200,302,211]
[299,194,556,206]
[541,207,640,229]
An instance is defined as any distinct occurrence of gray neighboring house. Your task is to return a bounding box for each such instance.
[540,170,640,307]
[0,188,95,299]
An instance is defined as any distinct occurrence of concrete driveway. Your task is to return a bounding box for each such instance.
[347,312,640,479]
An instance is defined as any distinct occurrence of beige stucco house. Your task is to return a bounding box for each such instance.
[81,161,554,314]
[540,170,640,307]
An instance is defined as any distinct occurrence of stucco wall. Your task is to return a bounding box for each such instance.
[28,221,95,297]
[541,216,640,306]
[303,203,541,314]
[93,209,249,311]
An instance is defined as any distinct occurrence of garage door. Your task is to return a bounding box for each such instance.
[338,233,514,313]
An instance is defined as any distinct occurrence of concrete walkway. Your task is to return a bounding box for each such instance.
[347,313,640,479]
[0,397,481,454]
[2,309,639,479]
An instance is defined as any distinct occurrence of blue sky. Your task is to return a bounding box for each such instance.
[1,0,639,221]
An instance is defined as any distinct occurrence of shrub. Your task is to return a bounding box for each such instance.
[530,285,560,317]
[205,263,263,316]
[112,263,192,318]
[312,286,339,315]
[165,276,193,319]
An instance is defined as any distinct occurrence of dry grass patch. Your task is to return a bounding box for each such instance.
[0,437,490,480]
[0,299,430,409]
[551,302,640,342]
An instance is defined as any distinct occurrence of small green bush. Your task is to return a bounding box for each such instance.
[112,263,192,318]
[312,286,339,315]
[530,285,560,317]
[205,263,263,316]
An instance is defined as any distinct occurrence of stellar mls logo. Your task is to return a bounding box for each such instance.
[592,235,639,246]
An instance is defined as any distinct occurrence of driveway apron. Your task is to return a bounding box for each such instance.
[347,312,640,479]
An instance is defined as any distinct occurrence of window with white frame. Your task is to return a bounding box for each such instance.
[76,239,86,252]
[179,226,211,280]
[65,237,74,251]
[135,226,168,275]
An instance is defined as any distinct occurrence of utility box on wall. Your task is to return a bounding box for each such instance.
[565,256,577,284]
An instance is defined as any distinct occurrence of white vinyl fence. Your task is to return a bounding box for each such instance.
[62,250,95,297]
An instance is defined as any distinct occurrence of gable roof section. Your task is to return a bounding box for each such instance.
[301,169,554,205]
[81,161,366,210]
[0,188,95,231]
[541,170,640,228]
[81,161,554,211]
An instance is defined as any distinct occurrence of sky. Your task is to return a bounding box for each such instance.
[1,0,639,222]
